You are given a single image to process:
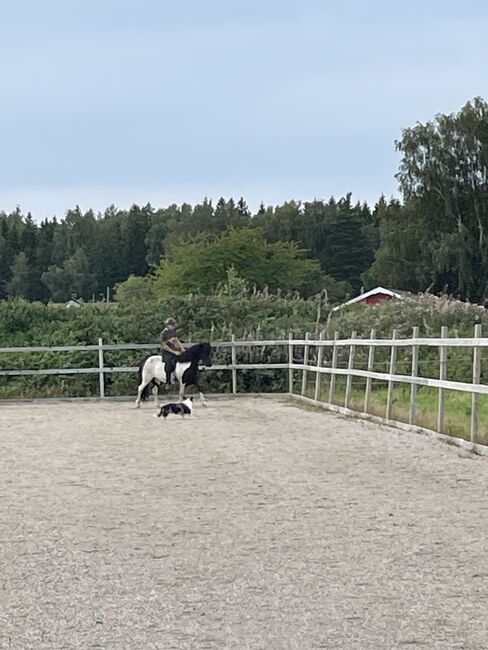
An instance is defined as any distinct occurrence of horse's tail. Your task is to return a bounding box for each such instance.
[138,357,153,401]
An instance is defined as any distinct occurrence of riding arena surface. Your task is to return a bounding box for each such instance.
[2,397,488,650]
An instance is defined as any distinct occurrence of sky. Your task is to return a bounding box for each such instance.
[1,0,487,220]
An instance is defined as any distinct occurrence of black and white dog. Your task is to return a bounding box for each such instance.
[155,396,193,420]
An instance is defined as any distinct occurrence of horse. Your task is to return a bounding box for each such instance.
[135,342,213,408]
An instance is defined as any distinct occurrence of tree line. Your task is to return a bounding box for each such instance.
[1,97,488,305]
[0,196,378,302]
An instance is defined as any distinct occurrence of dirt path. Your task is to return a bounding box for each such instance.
[1,397,488,649]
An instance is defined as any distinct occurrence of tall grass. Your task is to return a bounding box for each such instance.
[300,375,488,445]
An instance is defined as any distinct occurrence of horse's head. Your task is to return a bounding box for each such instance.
[181,342,213,367]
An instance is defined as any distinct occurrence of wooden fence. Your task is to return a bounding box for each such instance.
[1,328,487,444]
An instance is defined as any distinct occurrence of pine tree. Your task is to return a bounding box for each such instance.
[7,252,31,298]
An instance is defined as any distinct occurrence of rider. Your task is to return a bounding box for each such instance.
[160,317,185,385]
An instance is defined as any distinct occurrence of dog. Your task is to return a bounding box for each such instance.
[154,396,193,419]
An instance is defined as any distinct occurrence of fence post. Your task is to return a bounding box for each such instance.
[98,337,105,399]
[231,334,237,395]
[301,332,310,397]
[363,328,376,414]
[471,323,482,443]
[328,332,339,404]
[288,331,294,394]
[344,331,356,410]
[386,329,398,420]
[437,326,448,433]
[314,331,325,402]
[409,326,419,426]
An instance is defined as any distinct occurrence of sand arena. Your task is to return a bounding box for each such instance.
[1,397,488,649]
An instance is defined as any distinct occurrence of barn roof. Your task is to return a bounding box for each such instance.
[331,286,405,312]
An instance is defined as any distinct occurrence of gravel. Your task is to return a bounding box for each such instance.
[1,397,488,649]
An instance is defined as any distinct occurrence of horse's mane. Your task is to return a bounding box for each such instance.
[179,342,211,363]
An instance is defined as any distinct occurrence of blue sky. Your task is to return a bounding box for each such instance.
[1,0,487,219]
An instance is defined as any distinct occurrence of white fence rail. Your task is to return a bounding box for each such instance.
[1,329,487,444]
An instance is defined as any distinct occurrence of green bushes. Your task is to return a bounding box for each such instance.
[327,294,488,384]
[327,294,488,340]
[0,295,329,398]
[2,292,488,399]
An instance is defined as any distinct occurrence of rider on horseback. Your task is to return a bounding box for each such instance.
[160,317,185,385]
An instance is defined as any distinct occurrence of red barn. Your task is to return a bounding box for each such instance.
[332,287,404,313]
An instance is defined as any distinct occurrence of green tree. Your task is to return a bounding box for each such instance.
[391,96,488,301]
[153,228,327,297]
[316,196,375,291]
[41,265,70,302]
[42,248,96,302]
[114,274,156,305]
[6,252,31,298]
[121,204,151,277]
[158,198,253,256]
[362,198,424,291]
[144,206,172,266]
[32,219,57,301]
[212,197,251,232]
[64,248,96,298]
[0,209,40,299]
[91,208,127,293]
[0,222,10,299]
[254,196,376,292]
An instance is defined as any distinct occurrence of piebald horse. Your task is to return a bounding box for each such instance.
[135,342,213,408]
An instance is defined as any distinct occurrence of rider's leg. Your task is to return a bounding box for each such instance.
[162,352,173,385]
[166,354,177,385]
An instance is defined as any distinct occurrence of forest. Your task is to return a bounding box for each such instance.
[1,97,488,306]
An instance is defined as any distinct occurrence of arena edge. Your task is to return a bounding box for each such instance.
[2,331,488,452]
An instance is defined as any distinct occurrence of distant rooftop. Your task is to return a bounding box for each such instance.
[332,287,407,312]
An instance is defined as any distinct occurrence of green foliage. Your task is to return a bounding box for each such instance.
[7,252,31,298]
[0,194,374,305]
[3,291,488,399]
[3,96,488,307]
[362,198,426,291]
[41,248,96,302]
[114,275,156,305]
[214,267,250,297]
[329,293,488,340]
[152,228,327,298]
[253,195,375,293]
[369,96,488,302]
[327,293,488,392]
[0,294,330,398]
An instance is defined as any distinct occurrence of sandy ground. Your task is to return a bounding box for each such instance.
[1,397,488,650]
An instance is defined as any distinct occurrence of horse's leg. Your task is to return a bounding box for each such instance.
[135,380,149,409]
[178,382,186,401]
[195,384,207,407]
[136,358,150,408]
[152,383,160,408]
[175,363,189,401]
